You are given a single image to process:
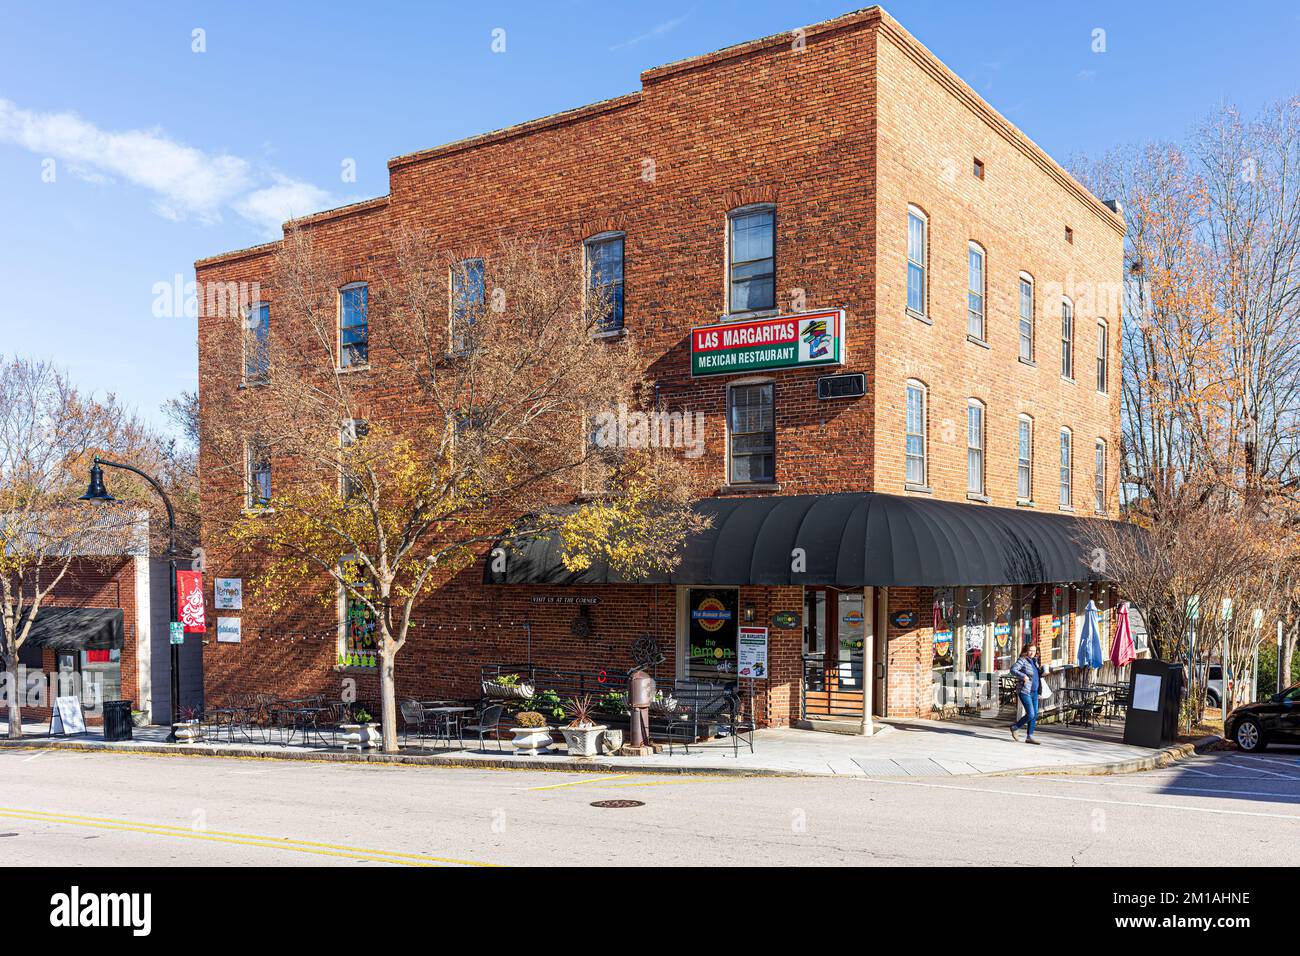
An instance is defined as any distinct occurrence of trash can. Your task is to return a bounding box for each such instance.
[102,699,134,741]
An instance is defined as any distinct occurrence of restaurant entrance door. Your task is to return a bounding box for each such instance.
[802,587,869,719]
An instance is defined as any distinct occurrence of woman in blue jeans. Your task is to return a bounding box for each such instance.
[1009,642,1042,745]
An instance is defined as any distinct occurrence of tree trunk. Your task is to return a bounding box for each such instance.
[1282,623,1298,691]
[5,658,22,740]
[379,639,399,753]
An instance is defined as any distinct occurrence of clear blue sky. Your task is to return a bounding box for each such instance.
[1,1,1297,436]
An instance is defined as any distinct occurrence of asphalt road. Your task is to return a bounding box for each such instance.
[1,746,1297,866]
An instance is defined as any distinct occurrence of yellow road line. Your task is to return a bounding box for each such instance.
[526,774,635,791]
[0,806,494,867]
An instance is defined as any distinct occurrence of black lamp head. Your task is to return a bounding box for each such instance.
[79,459,116,503]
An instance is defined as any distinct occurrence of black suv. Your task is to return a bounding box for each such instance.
[1225,685,1300,752]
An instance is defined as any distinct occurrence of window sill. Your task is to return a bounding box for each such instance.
[238,379,269,389]
[966,492,990,503]
[904,483,933,495]
[1061,375,1076,386]
[723,309,779,322]
[592,327,627,340]
[905,309,932,326]
[721,482,780,493]
[1094,509,1108,517]
[1016,499,1036,508]
[336,364,371,375]
[1018,357,1037,369]
[1058,504,1075,513]
[966,335,991,350]
[242,507,275,517]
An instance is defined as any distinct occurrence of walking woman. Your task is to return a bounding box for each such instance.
[1009,642,1042,745]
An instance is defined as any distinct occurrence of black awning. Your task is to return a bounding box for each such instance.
[5,608,125,651]
[486,492,1128,588]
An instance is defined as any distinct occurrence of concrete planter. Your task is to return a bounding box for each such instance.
[510,726,554,755]
[560,724,608,757]
[172,720,202,743]
[339,723,381,751]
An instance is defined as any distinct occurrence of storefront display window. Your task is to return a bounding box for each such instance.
[962,587,987,676]
[80,648,121,704]
[1050,585,1070,663]
[932,588,954,673]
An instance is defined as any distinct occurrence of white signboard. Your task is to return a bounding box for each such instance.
[50,696,86,736]
[216,617,242,644]
[1132,673,1162,712]
[737,626,769,679]
[214,578,243,610]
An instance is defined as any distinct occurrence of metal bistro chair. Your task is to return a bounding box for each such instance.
[462,704,506,752]
[399,698,435,748]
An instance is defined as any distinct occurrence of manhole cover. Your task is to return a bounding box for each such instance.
[590,799,644,809]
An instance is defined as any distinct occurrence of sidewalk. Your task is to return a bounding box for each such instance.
[0,716,1192,778]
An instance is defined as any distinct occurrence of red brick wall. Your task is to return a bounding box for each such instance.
[194,9,1122,727]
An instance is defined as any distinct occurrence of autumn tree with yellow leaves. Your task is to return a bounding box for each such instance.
[205,229,707,752]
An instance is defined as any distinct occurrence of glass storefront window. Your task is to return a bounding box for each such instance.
[1050,585,1070,663]
[962,587,987,676]
[687,588,738,680]
[81,648,121,705]
[838,591,866,691]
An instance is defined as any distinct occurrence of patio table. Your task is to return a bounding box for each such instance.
[423,706,472,748]
[1060,685,1111,728]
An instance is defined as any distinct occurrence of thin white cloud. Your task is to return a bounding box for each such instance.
[0,98,334,234]
[610,14,690,52]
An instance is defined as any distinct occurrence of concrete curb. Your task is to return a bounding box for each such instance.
[0,733,1223,779]
[981,734,1223,779]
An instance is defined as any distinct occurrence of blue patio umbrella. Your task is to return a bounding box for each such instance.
[1077,600,1104,670]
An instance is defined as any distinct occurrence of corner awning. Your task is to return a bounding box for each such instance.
[4,608,125,651]
[486,492,1129,588]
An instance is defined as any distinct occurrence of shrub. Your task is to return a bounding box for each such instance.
[515,711,548,728]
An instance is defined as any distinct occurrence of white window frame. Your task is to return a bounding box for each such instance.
[905,379,928,488]
[583,231,626,333]
[338,281,369,370]
[906,205,928,318]
[449,258,486,352]
[967,242,986,341]
[245,438,271,511]
[340,419,368,500]
[1017,414,1033,502]
[1096,319,1108,393]
[242,300,270,385]
[725,204,776,316]
[1018,273,1034,362]
[966,399,985,496]
[1059,428,1073,509]
[1094,438,1107,513]
[1061,296,1074,380]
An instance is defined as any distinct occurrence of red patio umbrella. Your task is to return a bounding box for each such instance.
[1110,602,1137,668]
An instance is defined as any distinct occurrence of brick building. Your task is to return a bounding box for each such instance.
[195,7,1127,728]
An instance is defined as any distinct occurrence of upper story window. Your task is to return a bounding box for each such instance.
[905,380,927,487]
[1018,274,1034,362]
[972,158,985,180]
[450,258,485,352]
[584,233,625,332]
[1059,428,1073,508]
[1061,296,1074,380]
[1017,415,1033,501]
[340,419,369,501]
[338,282,369,369]
[243,301,270,384]
[1095,439,1107,513]
[246,439,271,509]
[967,243,986,340]
[727,206,775,314]
[967,399,985,496]
[727,382,775,484]
[1096,319,1108,393]
[907,206,928,317]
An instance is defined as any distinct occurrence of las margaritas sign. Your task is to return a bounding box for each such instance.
[691,309,845,377]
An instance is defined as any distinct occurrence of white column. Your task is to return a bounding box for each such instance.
[133,555,152,715]
[861,587,874,736]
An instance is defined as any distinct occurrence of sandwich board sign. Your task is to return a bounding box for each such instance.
[737,626,769,679]
[50,696,86,737]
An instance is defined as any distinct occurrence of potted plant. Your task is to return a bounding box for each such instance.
[526,688,566,723]
[172,706,201,743]
[339,706,382,750]
[558,695,607,757]
[130,709,149,728]
[509,710,553,755]
[482,672,536,701]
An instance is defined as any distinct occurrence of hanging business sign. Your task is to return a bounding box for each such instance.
[690,309,845,377]
[890,609,917,629]
[216,617,242,644]
[771,610,801,630]
[737,626,769,679]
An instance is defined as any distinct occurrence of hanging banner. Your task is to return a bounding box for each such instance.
[176,570,207,633]
[690,309,845,377]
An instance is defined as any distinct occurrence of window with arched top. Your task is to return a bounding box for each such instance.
[1018,273,1034,362]
[906,205,928,317]
[1094,438,1107,513]
[967,242,986,340]
[1096,319,1108,393]
[1059,427,1073,508]
[1017,414,1033,502]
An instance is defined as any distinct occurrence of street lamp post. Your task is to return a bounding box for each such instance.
[81,456,182,741]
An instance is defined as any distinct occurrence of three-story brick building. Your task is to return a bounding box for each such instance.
[196,7,1125,728]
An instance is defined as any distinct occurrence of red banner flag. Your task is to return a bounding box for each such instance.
[176,570,206,633]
